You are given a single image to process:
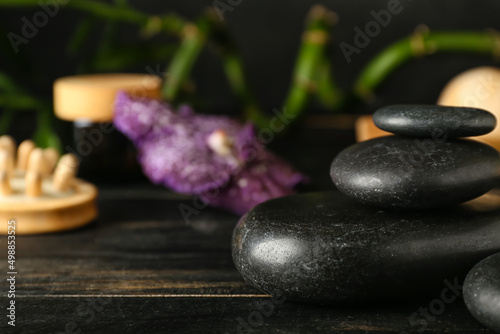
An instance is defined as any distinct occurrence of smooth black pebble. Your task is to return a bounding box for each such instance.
[330,136,500,209]
[464,252,500,333]
[373,105,496,137]
[232,190,500,304]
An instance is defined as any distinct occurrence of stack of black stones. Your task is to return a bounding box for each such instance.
[232,105,500,333]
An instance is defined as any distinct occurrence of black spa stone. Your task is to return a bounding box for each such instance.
[330,136,500,209]
[232,191,500,304]
[464,252,500,333]
[373,105,496,138]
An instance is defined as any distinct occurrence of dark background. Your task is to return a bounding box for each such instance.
[0,0,499,136]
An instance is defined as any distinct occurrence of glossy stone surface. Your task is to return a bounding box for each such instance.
[232,191,500,304]
[373,105,496,137]
[330,136,500,209]
[464,252,500,333]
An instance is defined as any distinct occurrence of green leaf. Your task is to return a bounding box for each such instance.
[113,0,129,8]
[0,72,22,94]
[0,94,40,109]
[33,107,61,151]
[33,128,61,151]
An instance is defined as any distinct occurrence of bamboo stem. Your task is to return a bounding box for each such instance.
[353,29,500,101]
[0,0,185,35]
[202,8,266,127]
[279,5,336,127]
[2,1,500,132]
[69,0,148,26]
[161,17,212,101]
[315,54,343,110]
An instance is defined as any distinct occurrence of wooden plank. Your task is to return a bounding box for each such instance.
[0,297,491,333]
[0,175,492,332]
[2,190,263,297]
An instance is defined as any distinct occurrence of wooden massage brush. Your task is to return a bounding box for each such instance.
[0,136,98,234]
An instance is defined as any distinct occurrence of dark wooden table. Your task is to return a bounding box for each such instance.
[0,185,493,334]
[0,126,494,333]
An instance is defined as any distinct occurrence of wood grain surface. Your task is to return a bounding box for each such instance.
[0,127,494,333]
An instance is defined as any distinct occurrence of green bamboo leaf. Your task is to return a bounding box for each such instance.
[353,30,499,99]
[33,127,61,151]
[162,17,212,102]
[202,8,264,125]
[69,0,148,26]
[278,5,335,128]
[113,0,129,8]
[315,56,343,111]
[33,107,61,151]
[0,72,22,94]
[0,94,40,109]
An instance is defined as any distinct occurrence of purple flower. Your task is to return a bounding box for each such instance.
[113,92,307,215]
